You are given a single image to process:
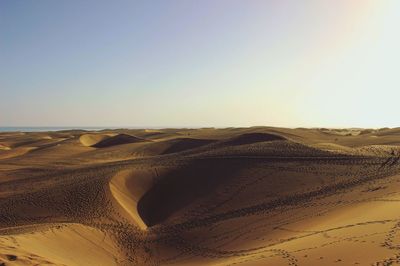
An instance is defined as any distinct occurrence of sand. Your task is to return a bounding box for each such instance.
[1,127,400,265]
[79,133,110,147]
[109,169,155,230]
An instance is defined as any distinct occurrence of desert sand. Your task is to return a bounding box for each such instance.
[1,127,400,265]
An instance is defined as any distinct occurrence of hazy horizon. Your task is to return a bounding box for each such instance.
[0,125,399,131]
[2,0,400,128]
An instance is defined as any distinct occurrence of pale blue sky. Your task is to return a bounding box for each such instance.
[1,1,400,128]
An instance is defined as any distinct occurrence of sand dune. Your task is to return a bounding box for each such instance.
[79,133,147,148]
[220,132,286,146]
[0,223,119,266]
[0,146,36,160]
[1,127,400,265]
[0,144,10,151]
[79,133,110,147]
[93,134,147,148]
[109,169,155,229]
[160,138,216,154]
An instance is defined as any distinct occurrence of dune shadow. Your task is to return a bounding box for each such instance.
[137,159,244,227]
[162,138,216,154]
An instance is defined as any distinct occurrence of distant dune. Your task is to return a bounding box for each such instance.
[221,132,286,146]
[0,144,10,151]
[80,133,147,148]
[79,133,110,146]
[1,127,400,265]
[92,133,147,148]
[161,138,216,154]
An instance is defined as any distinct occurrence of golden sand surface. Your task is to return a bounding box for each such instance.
[1,127,400,265]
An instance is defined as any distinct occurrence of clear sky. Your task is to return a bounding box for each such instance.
[1,0,400,128]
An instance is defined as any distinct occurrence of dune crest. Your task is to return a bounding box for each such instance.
[93,134,147,148]
[79,133,146,148]
[161,138,216,154]
[79,134,110,147]
[221,132,286,146]
[109,169,155,230]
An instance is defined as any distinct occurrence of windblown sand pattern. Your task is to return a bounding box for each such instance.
[1,127,400,265]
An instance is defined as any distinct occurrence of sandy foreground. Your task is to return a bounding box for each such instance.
[1,127,400,265]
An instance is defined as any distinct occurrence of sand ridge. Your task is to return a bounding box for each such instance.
[109,169,156,230]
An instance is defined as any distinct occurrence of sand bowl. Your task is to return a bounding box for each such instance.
[109,169,155,230]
